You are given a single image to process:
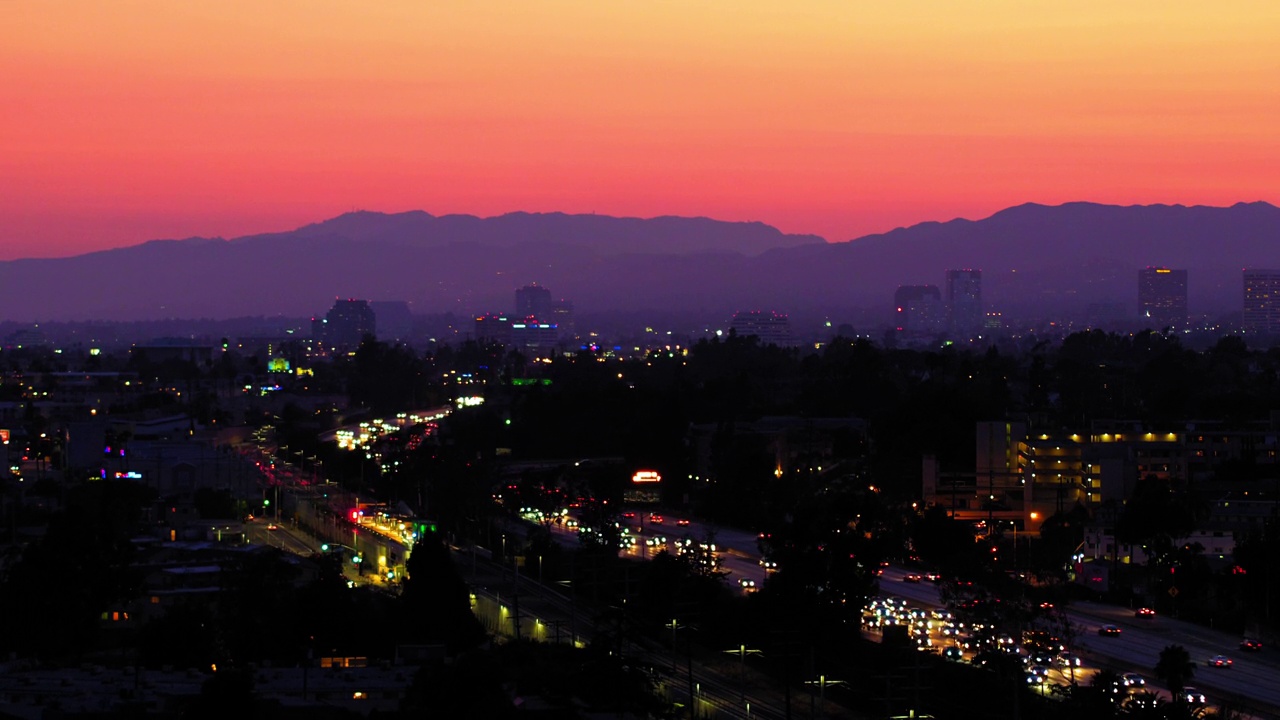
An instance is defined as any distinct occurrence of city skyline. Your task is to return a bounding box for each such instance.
[4,2,1280,259]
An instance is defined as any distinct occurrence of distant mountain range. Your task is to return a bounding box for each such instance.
[3,203,1279,324]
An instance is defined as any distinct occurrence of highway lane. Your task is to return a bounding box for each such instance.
[877,568,1280,716]
[456,541,802,719]
[1071,600,1280,714]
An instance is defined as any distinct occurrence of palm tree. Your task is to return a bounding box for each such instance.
[1155,644,1195,695]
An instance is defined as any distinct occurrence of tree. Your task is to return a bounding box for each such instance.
[1155,644,1195,695]
[398,531,486,654]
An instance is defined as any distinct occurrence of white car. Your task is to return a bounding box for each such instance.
[1120,673,1145,689]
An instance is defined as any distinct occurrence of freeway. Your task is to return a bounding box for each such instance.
[877,568,1280,717]
[543,508,771,592]
[457,539,836,719]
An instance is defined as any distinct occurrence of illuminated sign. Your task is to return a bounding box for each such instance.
[0,429,8,445]
[114,471,143,480]
[632,470,662,484]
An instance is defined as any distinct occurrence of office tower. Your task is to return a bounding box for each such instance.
[729,311,793,346]
[474,313,513,346]
[1243,269,1280,334]
[551,300,575,340]
[510,320,560,356]
[321,298,376,350]
[946,269,983,337]
[1137,267,1188,328]
[515,284,554,322]
[894,285,944,336]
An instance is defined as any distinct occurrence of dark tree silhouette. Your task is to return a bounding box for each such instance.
[1155,644,1195,695]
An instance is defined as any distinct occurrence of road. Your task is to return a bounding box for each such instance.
[457,538,840,719]
[877,567,1280,717]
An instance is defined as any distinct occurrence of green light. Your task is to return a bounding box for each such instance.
[504,419,512,425]
[321,544,329,552]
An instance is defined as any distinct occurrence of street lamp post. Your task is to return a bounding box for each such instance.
[804,674,846,711]
[723,644,763,705]
[666,619,684,671]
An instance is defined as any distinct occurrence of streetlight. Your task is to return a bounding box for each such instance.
[722,643,763,704]
[555,580,576,647]
[666,619,684,671]
[805,674,846,709]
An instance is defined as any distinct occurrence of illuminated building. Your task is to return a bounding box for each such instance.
[317,298,376,351]
[551,299,575,340]
[893,285,943,336]
[729,311,792,346]
[945,270,983,337]
[515,284,554,321]
[1243,269,1280,334]
[511,321,559,356]
[1137,267,1187,328]
[474,314,513,346]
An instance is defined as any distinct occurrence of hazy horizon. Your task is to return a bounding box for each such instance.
[1,199,1275,263]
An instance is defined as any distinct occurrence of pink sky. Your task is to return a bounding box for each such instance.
[3,1,1279,259]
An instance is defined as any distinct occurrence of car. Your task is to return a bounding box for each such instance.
[676,518,690,527]
[1055,653,1083,668]
[1028,651,1056,666]
[266,523,279,531]
[1098,624,1121,636]
[759,559,778,571]
[1039,601,1055,610]
[1024,672,1047,686]
[1240,638,1263,652]
[903,573,922,583]
[739,578,757,592]
[1180,687,1206,705]
[1207,654,1233,668]
[1120,673,1145,689]
[648,514,664,524]
[942,646,964,661]
[622,512,636,519]
[1029,664,1050,678]
[1135,607,1156,618]
[925,572,943,583]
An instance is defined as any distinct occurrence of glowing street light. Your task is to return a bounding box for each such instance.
[805,674,847,708]
[723,643,763,704]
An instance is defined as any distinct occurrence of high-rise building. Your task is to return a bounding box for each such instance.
[729,311,792,346]
[474,314,513,346]
[1137,267,1188,328]
[511,320,559,356]
[515,284,554,322]
[551,300,575,341]
[894,285,944,336]
[945,269,983,337]
[319,298,376,350]
[1243,269,1280,334]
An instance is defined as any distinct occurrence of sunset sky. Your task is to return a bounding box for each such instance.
[3,1,1279,259]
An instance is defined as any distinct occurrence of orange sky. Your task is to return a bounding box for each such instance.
[3,1,1279,259]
